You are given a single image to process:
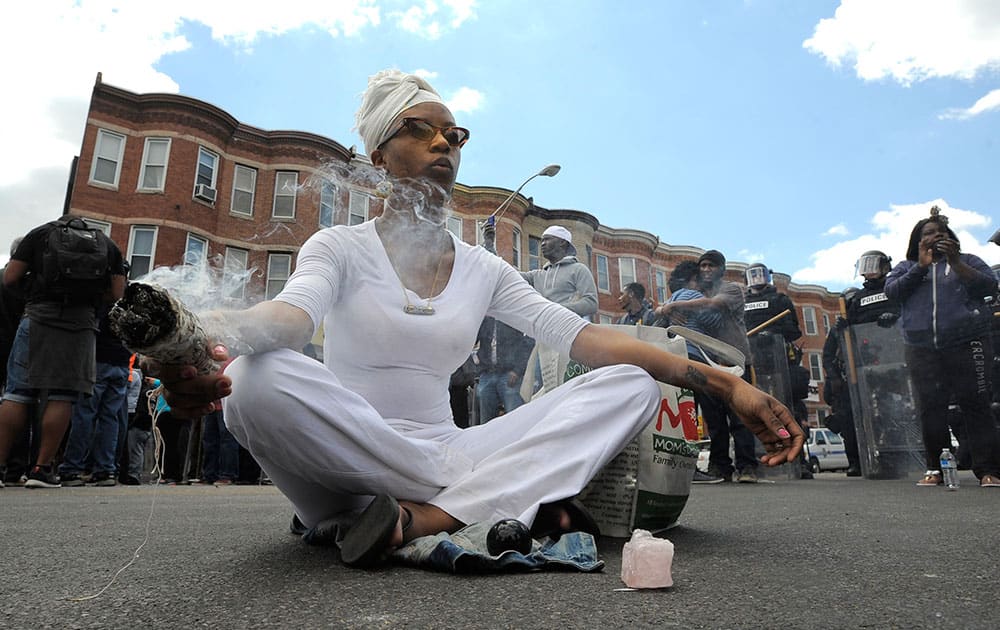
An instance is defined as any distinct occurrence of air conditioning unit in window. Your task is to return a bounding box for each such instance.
[194,184,217,203]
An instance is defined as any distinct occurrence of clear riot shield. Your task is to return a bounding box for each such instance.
[749,332,800,479]
[841,321,923,479]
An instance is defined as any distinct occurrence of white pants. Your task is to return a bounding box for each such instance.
[223,349,660,528]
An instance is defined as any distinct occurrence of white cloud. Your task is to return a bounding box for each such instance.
[823,223,849,237]
[803,0,1000,85]
[736,250,765,265]
[938,88,1000,120]
[794,199,1000,288]
[446,87,485,114]
[412,68,439,80]
[391,0,478,40]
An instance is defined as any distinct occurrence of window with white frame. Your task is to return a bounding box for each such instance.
[223,247,249,300]
[127,226,157,279]
[138,137,170,191]
[184,233,208,266]
[81,218,112,236]
[319,182,336,228]
[348,190,369,225]
[822,313,830,335]
[803,306,819,335]
[446,216,462,239]
[195,147,219,189]
[655,269,667,303]
[528,236,541,270]
[273,171,298,219]
[266,253,292,300]
[231,165,256,216]
[512,228,522,269]
[618,257,637,290]
[808,352,823,381]
[596,254,610,292]
[90,129,126,186]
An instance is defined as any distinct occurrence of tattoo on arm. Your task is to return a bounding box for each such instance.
[685,365,708,388]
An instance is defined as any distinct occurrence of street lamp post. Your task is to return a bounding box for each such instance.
[483,164,560,253]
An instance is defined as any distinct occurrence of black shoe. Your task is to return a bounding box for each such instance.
[120,476,141,486]
[846,467,862,477]
[62,473,86,487]
[24,465,61,489]
[800,470,814,480]
[692,470,725,484]
[705,467,733,483]
[88,471,118,487]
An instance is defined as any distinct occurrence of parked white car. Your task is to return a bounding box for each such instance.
[805,428,850,472]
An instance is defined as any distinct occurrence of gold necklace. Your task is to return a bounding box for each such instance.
[401,253,447,316]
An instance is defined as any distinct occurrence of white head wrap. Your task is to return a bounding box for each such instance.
[355,69,445,157]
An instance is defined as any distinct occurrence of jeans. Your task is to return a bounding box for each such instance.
[126,426,151,480]
[59,362,129,476]
[201,410,239,482]
[476,371,524,423]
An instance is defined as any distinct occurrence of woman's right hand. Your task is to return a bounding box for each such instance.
[151,344,233,419]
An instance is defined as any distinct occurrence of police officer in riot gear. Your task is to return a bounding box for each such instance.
[837,251,900,329]
[744,263,802,342]
[823,288,863,476]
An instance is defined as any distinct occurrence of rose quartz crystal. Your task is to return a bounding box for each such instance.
[621,529,674,589]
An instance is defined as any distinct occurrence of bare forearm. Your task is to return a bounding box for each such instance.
[569,325,740,399]
[202,301,313,356]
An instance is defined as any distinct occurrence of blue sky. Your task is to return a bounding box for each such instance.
[2,0,998,290]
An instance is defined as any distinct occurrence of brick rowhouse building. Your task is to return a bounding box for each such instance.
[64,75,842,425]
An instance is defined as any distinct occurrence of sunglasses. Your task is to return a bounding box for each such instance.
[380,118,470,149]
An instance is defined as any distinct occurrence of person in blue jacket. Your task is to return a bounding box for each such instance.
[884,207,1000,488]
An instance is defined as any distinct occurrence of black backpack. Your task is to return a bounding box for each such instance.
[41,217,110,300]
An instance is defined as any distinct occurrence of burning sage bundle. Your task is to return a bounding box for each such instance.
[109,282,219,375]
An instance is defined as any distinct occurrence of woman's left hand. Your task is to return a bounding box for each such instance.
[726,380,805,466]
[935,237,961,264]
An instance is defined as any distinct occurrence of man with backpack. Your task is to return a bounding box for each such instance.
[0,214,125,489]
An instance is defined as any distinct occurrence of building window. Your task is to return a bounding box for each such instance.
[81,218,112,236]
[273,171,298,219]
[223,247,249,300]
[528,236,541,270]
[319,182,336,228]
[231,165,256,216]
[618,257,637,290]
[654,269,667,304]
[184,233,208,266]
[348,190,369,225]
[138,137,170,191]
[808,352,823,382]
[512,228,522,269]
[266,253,292,300]
[195,146,219,192]
[90,129,125,187]
[127,226,157,279]
[598,314,613,325]
[446,216,462,239]
[596,254,610,292]
[822,313,831,335]
[803,306,819,336]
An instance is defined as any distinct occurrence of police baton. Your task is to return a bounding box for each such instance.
[745,309,791,337]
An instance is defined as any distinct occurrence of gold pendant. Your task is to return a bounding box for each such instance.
[403,304,436,316]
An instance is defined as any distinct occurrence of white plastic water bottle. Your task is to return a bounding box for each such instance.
[939,448,959,490]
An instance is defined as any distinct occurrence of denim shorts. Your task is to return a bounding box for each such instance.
[3,319,78,404]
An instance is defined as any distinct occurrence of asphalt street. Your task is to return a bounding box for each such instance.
[1,471,997,629]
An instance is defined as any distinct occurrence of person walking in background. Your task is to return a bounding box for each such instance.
[656,251,759,483]
[0,215,125,489]
[617,282,656,326]
[884,207,1000,488]
[474,316,533,423]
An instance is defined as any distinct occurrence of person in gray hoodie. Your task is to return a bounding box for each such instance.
[520,226,597,320]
